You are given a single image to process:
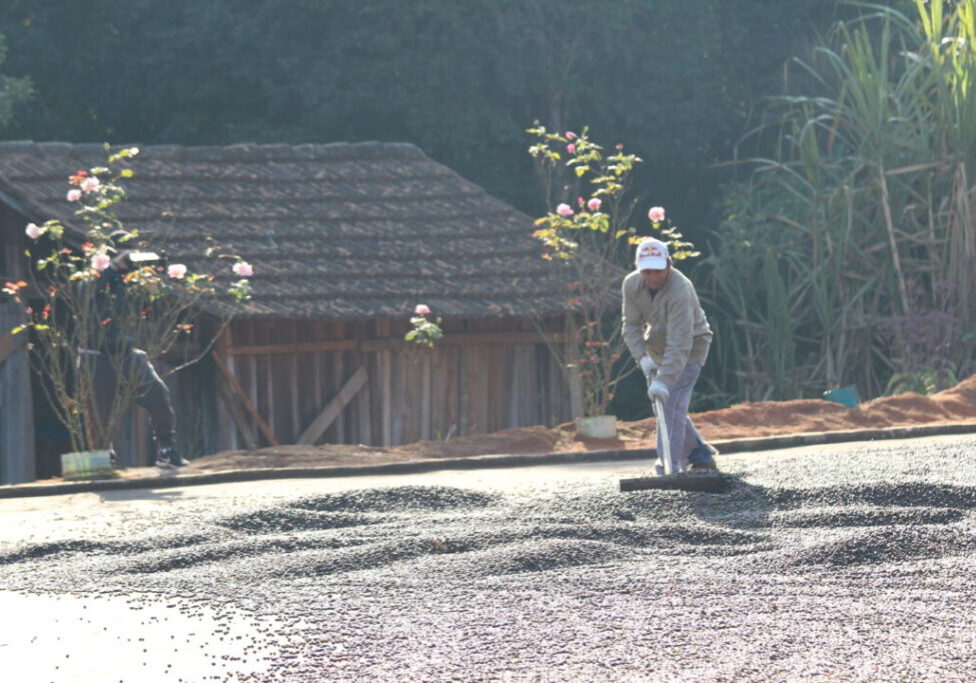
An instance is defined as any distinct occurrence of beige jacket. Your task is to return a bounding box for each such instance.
[621,267,712,388]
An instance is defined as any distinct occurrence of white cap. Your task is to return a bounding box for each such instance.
[635,238,669,270]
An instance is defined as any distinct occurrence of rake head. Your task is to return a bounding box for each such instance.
[619,472,731,494]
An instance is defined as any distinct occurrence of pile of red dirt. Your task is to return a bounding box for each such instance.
[686,372,976,440]
[185,374,976,473]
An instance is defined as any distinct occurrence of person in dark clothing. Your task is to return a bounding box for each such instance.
[84,231,187,468]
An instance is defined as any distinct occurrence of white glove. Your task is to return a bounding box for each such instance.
[647,379,670,402]
[638,355,657,378]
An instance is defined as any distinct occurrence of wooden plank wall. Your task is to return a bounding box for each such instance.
[0,208,37,481]
[0,302,35,484]
[213,316,574,451]
[6,312,575,472]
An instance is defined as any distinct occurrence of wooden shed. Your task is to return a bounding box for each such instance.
[0,141,583,479]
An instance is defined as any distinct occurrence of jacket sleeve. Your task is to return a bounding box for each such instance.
[621,276,647,362]
[656,294,694,387]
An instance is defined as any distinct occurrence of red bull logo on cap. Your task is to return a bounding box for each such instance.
[639,243,664,259]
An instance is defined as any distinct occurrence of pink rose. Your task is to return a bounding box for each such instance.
[565,131,577,140]
[556,203,574,217]
[566,143,576,155]
[587,198,602,212]
[80,176,101,193]
[232,261,253,277]
[648,206,666,223]
[25,223,45,239]
[414,304,431,315]
[91,253,111,271]
[167,263,187,279]
[66,189,82,202]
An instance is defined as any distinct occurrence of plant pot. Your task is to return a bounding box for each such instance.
[60,449,116,480]
[576,415,618,439]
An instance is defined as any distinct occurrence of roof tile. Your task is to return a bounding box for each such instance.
[0,141,603,320]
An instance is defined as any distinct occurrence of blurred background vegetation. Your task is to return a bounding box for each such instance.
[1,0,971,417]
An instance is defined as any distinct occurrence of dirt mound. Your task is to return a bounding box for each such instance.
[184,373,976,474]
[689,372,976,440]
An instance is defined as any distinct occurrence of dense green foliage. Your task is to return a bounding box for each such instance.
[0,0,841,216]
[703,0,976,403]
[0,34,31,129]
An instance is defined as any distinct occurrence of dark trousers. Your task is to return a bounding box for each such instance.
[89,348,176,453]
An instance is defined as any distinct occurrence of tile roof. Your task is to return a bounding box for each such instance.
[0,141,597,320]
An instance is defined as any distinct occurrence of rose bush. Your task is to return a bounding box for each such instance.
[404,303,443,348]
[3,146,252,454]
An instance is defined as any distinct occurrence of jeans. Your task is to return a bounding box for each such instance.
[654,362,711,473]
[88,348,176,453]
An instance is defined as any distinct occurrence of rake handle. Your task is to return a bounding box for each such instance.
[654,396,672,476]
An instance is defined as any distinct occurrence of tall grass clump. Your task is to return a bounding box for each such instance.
[705,0,976,401]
